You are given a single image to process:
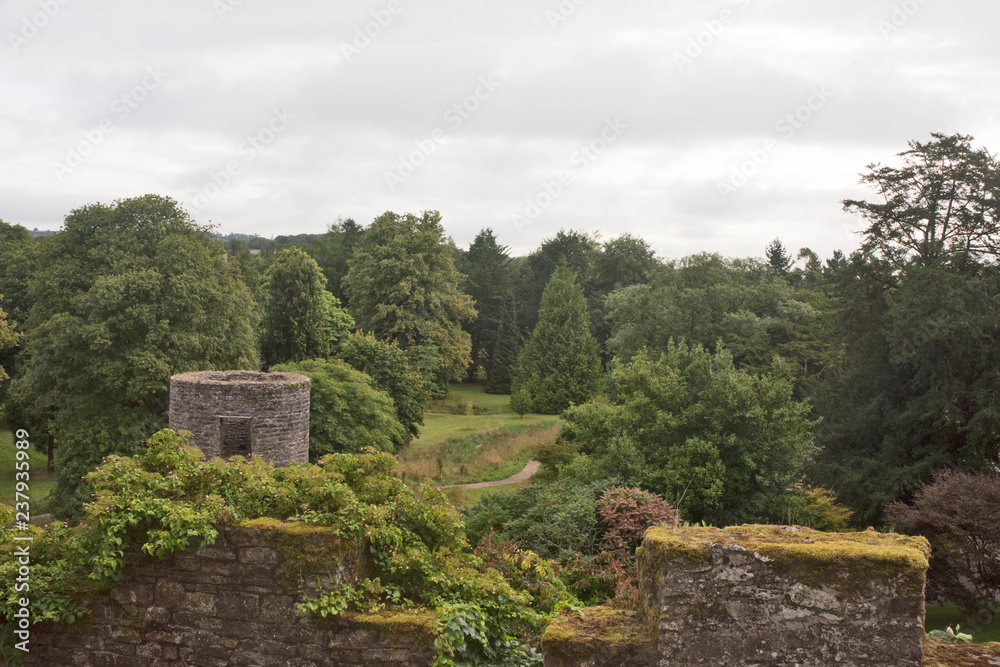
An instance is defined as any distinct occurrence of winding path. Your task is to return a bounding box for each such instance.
[439,459,540,490]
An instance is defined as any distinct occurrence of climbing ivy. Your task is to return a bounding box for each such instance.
[0,429,574,665]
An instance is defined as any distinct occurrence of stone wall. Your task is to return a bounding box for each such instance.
[24,521,436,667]
[169,371,310,466]
[543,525,931,666]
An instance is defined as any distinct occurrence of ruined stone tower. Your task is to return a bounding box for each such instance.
[168,370,310,466]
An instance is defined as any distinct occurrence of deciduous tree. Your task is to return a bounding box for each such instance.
[272,358,406,458]
[10,195,259,517]
[560,343,816,525]
[344,211,476,393]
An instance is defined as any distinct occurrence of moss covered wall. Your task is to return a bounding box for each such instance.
[544,525,931,666]
[23,522,435,667]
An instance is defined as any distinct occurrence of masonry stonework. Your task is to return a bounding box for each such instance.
[169,371,310,466]
[24,521,436,667]
[544,525,932,667]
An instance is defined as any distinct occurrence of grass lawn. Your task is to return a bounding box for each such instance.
[398,381,560,486]
[926,603,1000,643]
[0,427,57,517]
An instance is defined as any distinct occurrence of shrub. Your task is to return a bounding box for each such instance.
[510,388,532,418]
[463,477,613,560]
[597,487,678,558]
[785,486,854,532]
[888,470,1000,623]
[0,429,571,666]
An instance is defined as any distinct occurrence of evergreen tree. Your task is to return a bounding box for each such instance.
[765,238,793,275]
[512,266,601,414]
[484,292,519,394]
[461,228,512,381]
[259,248,353,367]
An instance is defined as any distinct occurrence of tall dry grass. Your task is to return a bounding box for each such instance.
[399,423,560,485]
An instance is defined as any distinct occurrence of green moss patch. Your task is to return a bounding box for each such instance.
[542,606,654,664]
[342,609,438,647]
[922,636,1000,666]
[642,525,930,600]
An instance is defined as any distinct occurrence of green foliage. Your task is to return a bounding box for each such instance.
[310,217,364,306]
[0,300,19,383]
[604,253,830,386]
[463,476,613,560]
[461,228,513,382]
[338,331,425,442]
[845,132,1000,266]
[0,430,571,665]
[344,210,476,390]
[517,230,601,337]
[560,343,817,526]
[9,195,259,518]
[513,267,601,415]
[510,389,532,418]
[927,626,973,642]
[765,238,793,275]
[784,486,854,532]
[485,292,521,395]
[260,248,353,366]
[812,253,1000,525]
[272,359,406,458]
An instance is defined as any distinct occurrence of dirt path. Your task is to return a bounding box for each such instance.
[440,459,540,489]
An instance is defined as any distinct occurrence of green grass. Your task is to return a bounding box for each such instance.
[0,427,57,516]
[426,381,520,416]
[926,603,1000,643]
[398,382,560,487]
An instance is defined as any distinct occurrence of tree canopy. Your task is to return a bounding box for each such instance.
[512,266,601,414]
[272,358,406,458]
[845,132,1000,266]
[10,195,259,517]
[259,247,353,367]
[344,211,476,392]
[560,343,816,525]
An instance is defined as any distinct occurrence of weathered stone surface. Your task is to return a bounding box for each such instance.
[639,525,931,666]
[23,523,435,667]
[544,525,933,666]
[168,370,310,466]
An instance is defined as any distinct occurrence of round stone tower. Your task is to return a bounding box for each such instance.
[168,370,310,466]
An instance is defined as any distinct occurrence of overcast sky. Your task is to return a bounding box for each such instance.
[2,1,999,260]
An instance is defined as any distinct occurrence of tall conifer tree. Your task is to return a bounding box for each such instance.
[512,266,601,414]
[484,292,519,394]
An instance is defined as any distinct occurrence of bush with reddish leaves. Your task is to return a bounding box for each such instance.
[888,470,1000,624]
[597,486,678,558]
